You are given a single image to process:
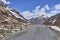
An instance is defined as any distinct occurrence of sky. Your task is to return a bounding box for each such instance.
[8,0,60,12]
[1,0,60,19]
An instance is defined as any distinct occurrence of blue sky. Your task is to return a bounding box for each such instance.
[1,0,60,19]
[8,0,60,12]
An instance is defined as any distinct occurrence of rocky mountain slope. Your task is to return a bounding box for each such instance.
[0,0,31,40]
[43,13,60,27]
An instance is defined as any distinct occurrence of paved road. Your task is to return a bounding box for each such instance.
[7,25,57,40]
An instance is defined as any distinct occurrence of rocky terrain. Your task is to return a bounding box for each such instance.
[0,0,31,40]
[43,13,60,27]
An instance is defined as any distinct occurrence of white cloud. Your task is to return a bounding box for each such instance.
[54,4,60,10]
[21,6,48,19]
[21,11,33,19]
[49,4,60,16]
[1,0,10,4]
[44,4,50,10]
[35,6,40,11]
[51,10,60,14]
[21,4,60,19]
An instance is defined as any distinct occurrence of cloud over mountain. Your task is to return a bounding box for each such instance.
[21,4,60,19]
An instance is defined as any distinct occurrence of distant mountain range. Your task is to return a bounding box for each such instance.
[29,15,48,24]
[30,12,60,27]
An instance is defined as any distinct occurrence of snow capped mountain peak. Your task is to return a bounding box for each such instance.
[41,15,48,18]
[29,14,49,24]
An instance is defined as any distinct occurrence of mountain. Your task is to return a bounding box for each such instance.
[0,1,31,40]
[43,13,60,26]
[29,15,48,24]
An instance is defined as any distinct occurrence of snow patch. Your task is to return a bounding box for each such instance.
[52,19,56,24]
[5,18,10,21]
[50,26,60,32]
[0,28,8,30]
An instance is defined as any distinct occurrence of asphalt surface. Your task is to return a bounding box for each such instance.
[7,25,58,40]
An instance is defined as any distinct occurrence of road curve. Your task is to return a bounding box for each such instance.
[7,25,57,40]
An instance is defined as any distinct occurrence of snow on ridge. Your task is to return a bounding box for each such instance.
[9,10,24,20]
[5,7,12,10]
[9,10,20,18]
[5,7,25,20]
